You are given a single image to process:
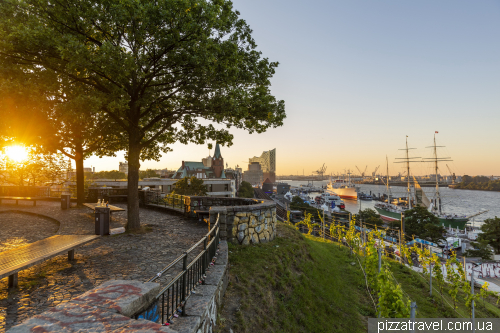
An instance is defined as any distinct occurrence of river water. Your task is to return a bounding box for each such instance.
[282,180,500,227]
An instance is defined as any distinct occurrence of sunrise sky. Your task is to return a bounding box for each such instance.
[86,0,500,177]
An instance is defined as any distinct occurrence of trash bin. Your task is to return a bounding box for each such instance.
[61,194,71,210]
[95,207,110,236]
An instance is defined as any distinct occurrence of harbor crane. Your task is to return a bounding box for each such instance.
[372,165,380,177]
[446,164,456,184]
[313,163,327,179]
[355,165,368,178]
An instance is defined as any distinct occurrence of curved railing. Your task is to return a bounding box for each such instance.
[144,214,220,324]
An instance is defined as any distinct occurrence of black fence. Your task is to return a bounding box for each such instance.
[144,214,220,325]
[145,191,188,212]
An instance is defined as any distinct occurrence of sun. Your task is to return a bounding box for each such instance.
[4,145,29,163]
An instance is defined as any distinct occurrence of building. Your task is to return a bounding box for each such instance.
[262,178,273,194]
[276,183,291,195]
[171,143,228,180]
[66,178,235,197]
[224,166,243,192]
[249,148,276,183]
[119,162,128,174]
[242,162,264,185]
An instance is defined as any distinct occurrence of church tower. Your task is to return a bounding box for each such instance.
[212,143,224,178]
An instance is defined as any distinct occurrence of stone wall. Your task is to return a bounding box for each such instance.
[209,200,277,245]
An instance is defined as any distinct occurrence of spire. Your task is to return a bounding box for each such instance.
[214,143,222,159]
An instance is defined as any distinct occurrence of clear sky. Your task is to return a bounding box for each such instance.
[86,0,500,177]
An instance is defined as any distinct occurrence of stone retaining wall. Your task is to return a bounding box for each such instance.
[209,200,277,245]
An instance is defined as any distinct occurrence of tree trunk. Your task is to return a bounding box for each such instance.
[127,142,141,231]
[75,144,85,206]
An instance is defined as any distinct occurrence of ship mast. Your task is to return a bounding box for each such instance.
[386,155,391,198]
[395,136,420,210]
[406,138,411,208]
[434,134,440,214]
[423,132,452,216]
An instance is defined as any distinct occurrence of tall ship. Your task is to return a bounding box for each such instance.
[326,170,358,199]
[374,134,469,230]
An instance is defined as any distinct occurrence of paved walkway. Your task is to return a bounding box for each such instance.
[0,200,208,332]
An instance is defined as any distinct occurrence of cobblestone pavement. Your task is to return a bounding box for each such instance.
[0,201,208,332]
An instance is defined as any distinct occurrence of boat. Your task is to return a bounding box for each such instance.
[374,134,469,230]
[325,170,358,199]
[358,192,373,200]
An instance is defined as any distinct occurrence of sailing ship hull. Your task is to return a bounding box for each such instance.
[374,207,469,230]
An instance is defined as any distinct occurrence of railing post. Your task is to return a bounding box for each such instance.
[203,237,207,276]
[181,252,188,316]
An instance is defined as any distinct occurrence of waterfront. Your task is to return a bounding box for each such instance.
[284,180,500,226]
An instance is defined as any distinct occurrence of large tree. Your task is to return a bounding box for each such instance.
[0,65,120,205]
[403,206,446,243]
[0,0,285,230]
[476,217,500,254]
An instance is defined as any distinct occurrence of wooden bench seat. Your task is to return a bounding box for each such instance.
[0,235,100,288]
[0,196,46,206]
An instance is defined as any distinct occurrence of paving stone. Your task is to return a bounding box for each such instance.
[0,201,208,332]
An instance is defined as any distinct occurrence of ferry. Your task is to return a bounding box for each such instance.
[325,172,358,199]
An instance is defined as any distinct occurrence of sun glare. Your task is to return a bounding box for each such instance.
[4,145,29,163]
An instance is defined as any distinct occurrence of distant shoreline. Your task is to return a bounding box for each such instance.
[449,186,500,192]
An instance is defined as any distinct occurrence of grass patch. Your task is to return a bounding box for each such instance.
[216,223,500,333]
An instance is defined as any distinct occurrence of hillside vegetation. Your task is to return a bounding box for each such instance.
[215,223,500,333]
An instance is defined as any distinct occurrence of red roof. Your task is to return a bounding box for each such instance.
[263,178,272,183]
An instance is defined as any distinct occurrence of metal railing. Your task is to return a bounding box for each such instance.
[146,192,189,211]
[145,214,220,325]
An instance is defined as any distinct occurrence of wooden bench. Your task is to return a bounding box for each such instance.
[0,235,99,288]
[0,196,46,206]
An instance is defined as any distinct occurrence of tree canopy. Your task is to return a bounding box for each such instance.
[403,206,446,243]
[454,175,500,191]
[172,176,207,196]
[358,208,384,228]
[238,181,254,198]
[476,217,500,254]
[0,0,286,229]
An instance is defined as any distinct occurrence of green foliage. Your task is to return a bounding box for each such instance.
[454,175,500,191]
[225,224,374,333]
[445,253,462,309]
[377,264,411,318]
[464,240,493,260]
[404,206,446,243]
[432,254,446,307]
[476,217,500,254]
[139,169,159,179]
[2,149,67,186]
[238,181,254,198]
[359,208,384,227]
[290,196,321,217]
[0,0,286,227]
[172,176,208,196]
